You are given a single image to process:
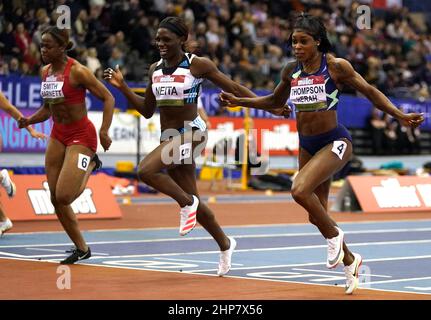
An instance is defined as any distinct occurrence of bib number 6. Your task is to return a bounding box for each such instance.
[78,154,91,171]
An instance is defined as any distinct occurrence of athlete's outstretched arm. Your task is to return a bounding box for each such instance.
[75,64,115,151]
[18,103,51,125]
[333,58,424,128]
[103,64,157,119]
[1,92,48,139]
[218,63,295,116]
[191,57,256,98]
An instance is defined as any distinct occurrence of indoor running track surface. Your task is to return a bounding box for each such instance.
[1,219,431,296]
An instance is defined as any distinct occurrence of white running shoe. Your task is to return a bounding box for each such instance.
[326,227,345,269]
[344,253,363,295]
[1,169,16,198]
[179,195,199,236]
[0,218,13,236]
[217,236,237,276]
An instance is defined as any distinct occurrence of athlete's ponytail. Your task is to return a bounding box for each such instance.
[287,13,332,53]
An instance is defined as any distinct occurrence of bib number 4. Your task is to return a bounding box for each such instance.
[331,140,347,160]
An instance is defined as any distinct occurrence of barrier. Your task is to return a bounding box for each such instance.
[0,173,122,221]
[332,175,431,213]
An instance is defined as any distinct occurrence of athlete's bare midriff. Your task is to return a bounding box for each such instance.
[296,110,338,136]
[49,102,87,124]
[159,103,198,131]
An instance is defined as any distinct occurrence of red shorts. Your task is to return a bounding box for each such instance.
[51,116,98,152]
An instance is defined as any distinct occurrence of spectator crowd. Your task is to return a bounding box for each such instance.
[1,0,430,99]
[368,107,421,155]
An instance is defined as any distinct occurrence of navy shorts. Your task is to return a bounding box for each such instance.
[299,124,352,156]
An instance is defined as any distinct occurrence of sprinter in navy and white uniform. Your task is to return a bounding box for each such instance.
[103,17,283,276]
[220,13,424,294]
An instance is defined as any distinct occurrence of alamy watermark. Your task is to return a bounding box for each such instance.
[56,5,71,29]
[356,5,372,30]
[358,264,372,289]
[160,125,269,175]
[56,265,71,290]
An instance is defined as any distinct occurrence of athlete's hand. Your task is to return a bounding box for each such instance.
[269,105,292,118]
[99,130,112,152]
[103,65,124,89]
[29,128,47,140]
[219,91,241,108]
[399,113,424,128]
[17,116,30,129]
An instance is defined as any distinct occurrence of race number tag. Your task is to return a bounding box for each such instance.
[331,140,347,160]
[78,154,91,171]
[179,143,192,161]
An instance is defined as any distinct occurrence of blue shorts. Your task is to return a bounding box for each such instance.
[299,124,352,156]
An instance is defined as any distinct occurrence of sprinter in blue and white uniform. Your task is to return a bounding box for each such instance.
[103,17,280,276]
[220,13,424,294]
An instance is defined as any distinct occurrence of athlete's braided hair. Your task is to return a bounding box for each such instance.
[288,13,332,53]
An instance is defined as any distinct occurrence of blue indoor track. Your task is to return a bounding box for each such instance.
[1,219,431,296]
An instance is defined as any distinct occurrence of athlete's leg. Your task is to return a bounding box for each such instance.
[167,164,230,251]
[298,148,331,225]
[0,202,6,221]
[312,176,354,265]
[137,129,207,207]
[76,160,96,197]
[292,140,354,265]
[46,140,93,252]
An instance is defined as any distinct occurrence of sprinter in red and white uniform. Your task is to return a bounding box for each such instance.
[18,26,115,264]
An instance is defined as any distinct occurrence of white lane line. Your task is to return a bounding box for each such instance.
[26,247,109,256]
[3,238,431,261]
[363,276,431,285]
[6,219,431,235]
[189,255,431,273]
[292,268,392,278]
[0,251,65,258]
[47,239,431,260]
[0,251,27,258]
[405,286,431,291]
[3,227,431,249]
[154,257,243,266]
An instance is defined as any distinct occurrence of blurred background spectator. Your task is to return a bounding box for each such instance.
[0,0,429,156]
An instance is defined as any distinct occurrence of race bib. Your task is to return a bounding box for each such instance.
[179,143,192,161]
[290,75,327,111]
[78,154,91,171]
[40,81,65,99]
[152,74,185,107]
[331,140,347,160]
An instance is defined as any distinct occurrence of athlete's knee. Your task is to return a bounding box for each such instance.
[137,164,155,183]
[291,182,311,203]
[55,192,75,206]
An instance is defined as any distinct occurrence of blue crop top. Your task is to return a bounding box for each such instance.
[289,53,340,112]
